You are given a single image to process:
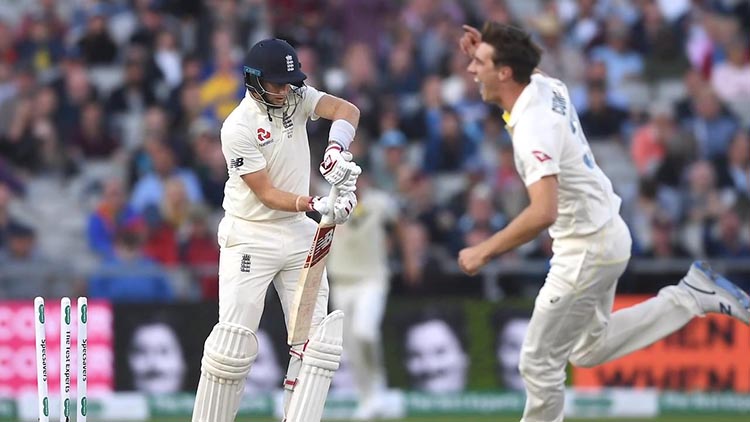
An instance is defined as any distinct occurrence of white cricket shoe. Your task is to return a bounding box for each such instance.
[352,395,384,421]
[680,261,750,325]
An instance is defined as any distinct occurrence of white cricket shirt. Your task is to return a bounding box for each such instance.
[220,87,325,221]
[504,73,621,239]
[328,189,397,283]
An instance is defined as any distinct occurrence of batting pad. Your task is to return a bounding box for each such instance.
[284,310,344,422]
[192,323,258,422]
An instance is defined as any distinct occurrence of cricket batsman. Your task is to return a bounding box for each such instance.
[192,38,361,422]
[457,22,750,422]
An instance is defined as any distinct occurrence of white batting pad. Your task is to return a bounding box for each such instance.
[284,310,344,422]
[192,323,258,422]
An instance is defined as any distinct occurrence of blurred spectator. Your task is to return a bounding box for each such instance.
[87,177,142,260]
[181,206,218,300]
[106,51,158,122]
[77,8,118,65]
[0,224,73,299]
[563,0,604,50]
[491,139,526,219]
[0,181,23,250]
[0,20,18,65]
[455,184,506,253]
[579,81,628,140]
[683,87,738,160]
[680,160,733,256]
[715,130,750,195]
[70,101,120,159]
[533,13,585,90]
[631,1,690,81]
[631,102,677,176]
[88,228,174,303]
[154,29,182,89]
[142,176,189,266]
[371,129,414,194]
[705,208,750,259]
[589,18,644,104]
[642,214,691,259]
[130,138,203,213]
[199,29,243,121]
[16,13,65,76]
[423,107,476,174]
[710,37,750,108]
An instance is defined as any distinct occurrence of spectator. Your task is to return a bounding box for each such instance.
[77,8,118,65]
[88,228,174,303]
[455,184,506,253]
[0,180,23,250]
[680,160,733,256]
[69,101,120,160]
[683,87,738,160]
[631,102,677,177]
[589,18,644,104]
[0,224,73,299]
[87,177,142,260]
[710,37,750,114]
[642,214,691,259]
[142,176,189,267]
[181,206,219,300]
[533,13,585,90]
[579,81,628,141]
[423,107,476,174]
[705,208,750,259]
[715,130,750,195]
[130,138,203,213]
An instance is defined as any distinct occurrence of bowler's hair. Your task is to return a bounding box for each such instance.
[480,22,542,84]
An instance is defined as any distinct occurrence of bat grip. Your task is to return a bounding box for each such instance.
[320,185,339,225]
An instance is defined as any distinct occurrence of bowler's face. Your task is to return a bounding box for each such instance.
[467,43,500,103]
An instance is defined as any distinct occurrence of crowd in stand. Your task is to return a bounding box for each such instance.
[0,0,748,302]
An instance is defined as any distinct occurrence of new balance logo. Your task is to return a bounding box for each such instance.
[240,254,251,272]
[720,302,732,316]
[230,158,244,169]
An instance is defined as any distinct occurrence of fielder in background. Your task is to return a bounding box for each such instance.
[457,22,750,422]
[192,38,361,422]
[328,172,399,420]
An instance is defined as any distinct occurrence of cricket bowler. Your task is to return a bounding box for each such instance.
[192,38,360,422]
[457,22,750,422]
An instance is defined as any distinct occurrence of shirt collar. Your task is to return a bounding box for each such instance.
[504,77,537,128]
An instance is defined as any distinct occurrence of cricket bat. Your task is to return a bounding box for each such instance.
[288,150,355,345]
[287,184,340,345]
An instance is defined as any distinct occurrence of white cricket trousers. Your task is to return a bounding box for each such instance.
[217,214,330,332]
[520,216,702,422]
[331,277,389,399]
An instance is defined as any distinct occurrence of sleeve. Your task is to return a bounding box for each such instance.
[299,85,326,121]
[221,127,266,176]
[513,119,562,187]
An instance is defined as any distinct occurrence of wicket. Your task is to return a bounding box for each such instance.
[34,297,88,422]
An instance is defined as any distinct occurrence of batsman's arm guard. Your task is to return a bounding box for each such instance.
[284,310,344,422]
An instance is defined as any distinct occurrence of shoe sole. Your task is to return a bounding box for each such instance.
[693,261,750,325]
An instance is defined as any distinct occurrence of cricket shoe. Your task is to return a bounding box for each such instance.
[680,261,750,325]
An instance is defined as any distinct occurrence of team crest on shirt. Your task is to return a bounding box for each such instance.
[257,128,274,147]
[532,150,552,163]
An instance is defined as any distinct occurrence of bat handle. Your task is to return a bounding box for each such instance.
[321,185,339,225]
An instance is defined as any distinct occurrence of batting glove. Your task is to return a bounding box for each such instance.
[319,145,361,191]
[332,191,357,225]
